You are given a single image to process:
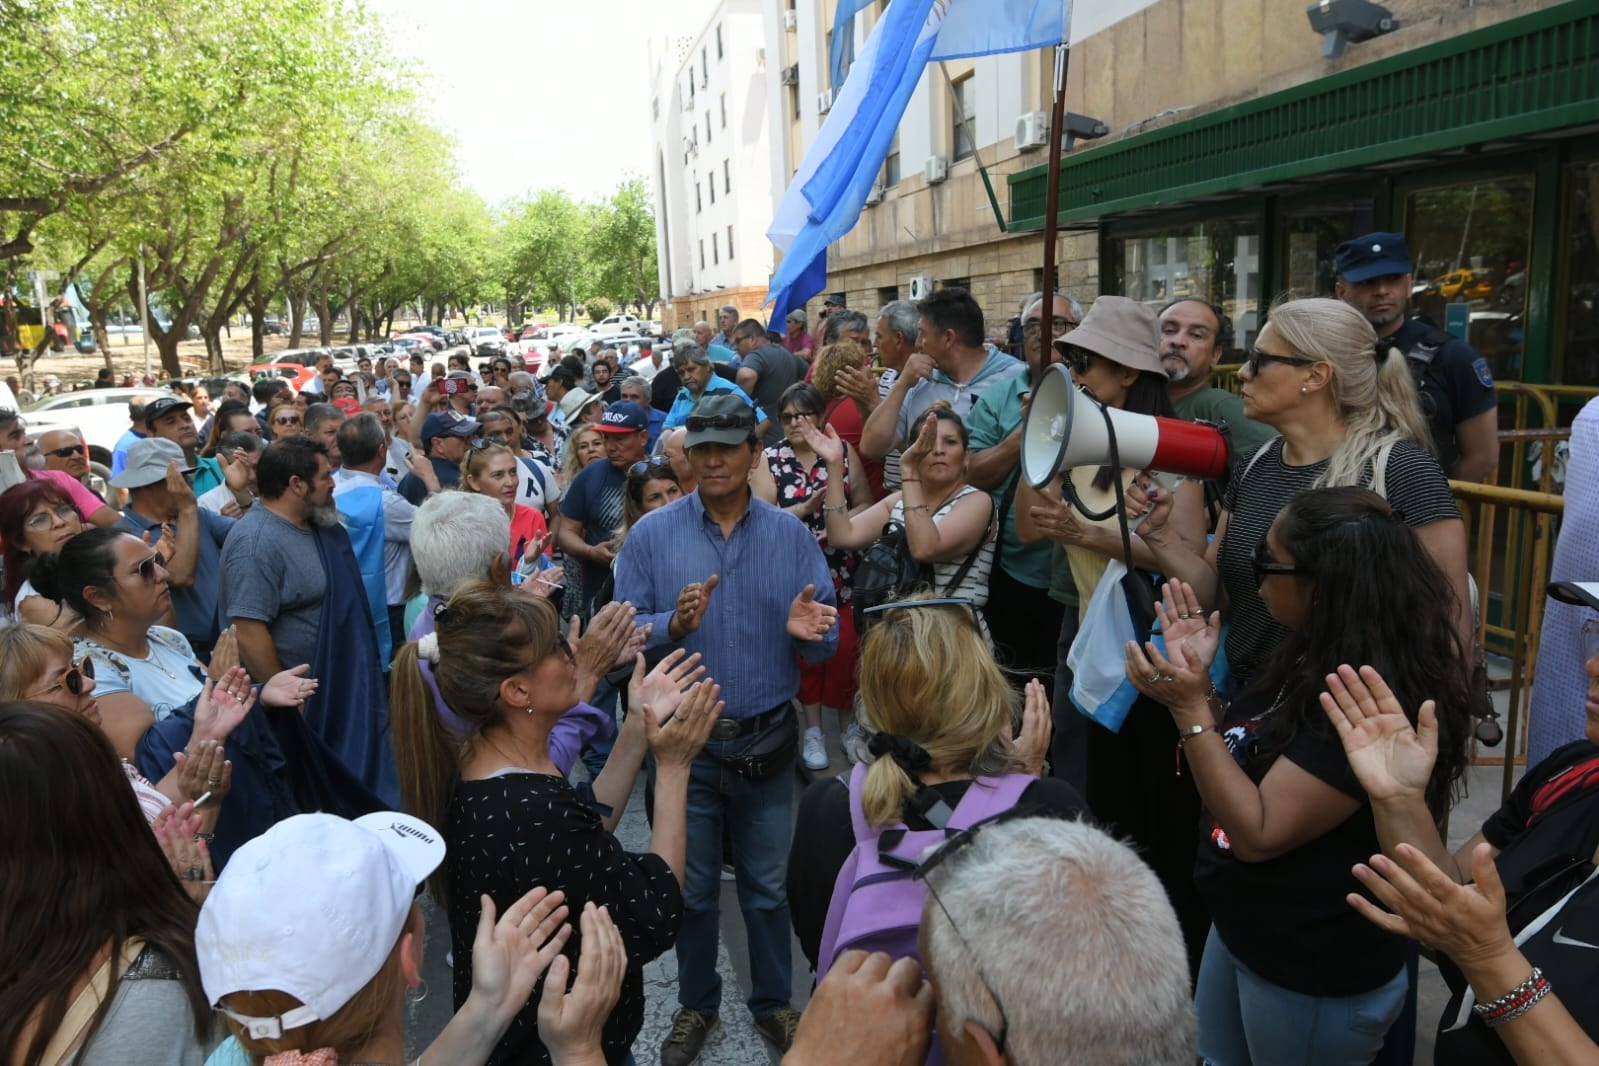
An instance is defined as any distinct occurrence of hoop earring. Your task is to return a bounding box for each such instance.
[408,978,429,1006]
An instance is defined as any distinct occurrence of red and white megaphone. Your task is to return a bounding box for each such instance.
[1020,363,1230,489]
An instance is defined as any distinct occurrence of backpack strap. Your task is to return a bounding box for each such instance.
[1369,440,1397,500]
[946,773,1035,831]
[843,761,873,845]
[519,455,548,497]
[817,764,878,975]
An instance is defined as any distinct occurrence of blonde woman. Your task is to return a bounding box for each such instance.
[559,425,606,489]
[786,594,1074,975]
[462,441,550,570]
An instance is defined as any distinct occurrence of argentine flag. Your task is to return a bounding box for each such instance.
[766,0,1069,325]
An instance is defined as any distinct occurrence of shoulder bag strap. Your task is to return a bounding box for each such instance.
[38,938,146,1066]
[1370,440,1397,500]
[940,488,996,597]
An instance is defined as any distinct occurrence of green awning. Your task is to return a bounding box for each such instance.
[1008,2,1599,230]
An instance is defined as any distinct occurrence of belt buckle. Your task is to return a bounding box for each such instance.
[710,718,742,741]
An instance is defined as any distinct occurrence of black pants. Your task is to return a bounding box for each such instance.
[985,562,1066,706]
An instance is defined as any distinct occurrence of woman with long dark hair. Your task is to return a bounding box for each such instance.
[1126,486,1473,1064]
[0,701,214,1065]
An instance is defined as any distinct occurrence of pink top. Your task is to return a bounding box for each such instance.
[783,331,814,357]
[32,468,107,521]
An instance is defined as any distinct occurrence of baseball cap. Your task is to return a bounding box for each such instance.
[1334,232,1414,283]
[683,393,756,448]
[142,396,193,429]
[111,437,195,489]
[824,295,846,307]
[1549,582,1599,612]
[556,387,594,424]
[1064,296,1165,376]
[595,401,648,433]
[420,409,479,444]
[196,812,444,1041]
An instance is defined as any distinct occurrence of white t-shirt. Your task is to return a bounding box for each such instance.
[514,454,563,517]
[77,627,205,721]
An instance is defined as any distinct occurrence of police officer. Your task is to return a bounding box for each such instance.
[1334,231,1499,482]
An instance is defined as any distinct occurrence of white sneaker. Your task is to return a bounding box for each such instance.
[802,728,829,770]
[842,722,869,765]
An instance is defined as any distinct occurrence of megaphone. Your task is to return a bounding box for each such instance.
[1020,363,1230,489]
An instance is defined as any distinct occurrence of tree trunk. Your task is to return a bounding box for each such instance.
[288,295,306,348]
[247,274,268,362]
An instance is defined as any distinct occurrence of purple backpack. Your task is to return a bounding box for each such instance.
[816,763,1033,1060]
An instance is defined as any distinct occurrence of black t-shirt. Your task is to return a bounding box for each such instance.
[1193,693,1405,997]
[446,772,683,1066]
[1220,438,1459,687]
[649,366,682,413]
[1431,742,1599,1065]
[786,774,1086,970]
[1387,318,1498,475]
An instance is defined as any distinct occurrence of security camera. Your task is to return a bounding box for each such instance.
[1063,113,1109,141]
[1307,0,1398,58]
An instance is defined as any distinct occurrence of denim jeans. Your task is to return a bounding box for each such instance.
[675,729,796,1020]
[1196,927,1407,1066]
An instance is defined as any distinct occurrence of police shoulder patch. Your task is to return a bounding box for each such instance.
[1472,357,1494,389]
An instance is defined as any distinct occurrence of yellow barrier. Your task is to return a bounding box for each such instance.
[1450,480,1565,799]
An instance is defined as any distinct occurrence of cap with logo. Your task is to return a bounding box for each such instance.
[196,812,445,1041]
[111,437,196,489]
[1334,232,1415,283]
[142,396,193,429]
[420,409,480,444]
[594,401,648,434]
[682,393,757,449]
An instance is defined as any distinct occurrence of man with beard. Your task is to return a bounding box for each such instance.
[220,436,398,804]
[1159,298,1276,462]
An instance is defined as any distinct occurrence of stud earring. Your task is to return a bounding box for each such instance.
[526,705,534,715]
[1300,385,1308,394]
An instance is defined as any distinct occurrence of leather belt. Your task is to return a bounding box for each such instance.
[709,702,790,741]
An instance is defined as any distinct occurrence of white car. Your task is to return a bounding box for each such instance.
[591,313,641,337]
[525,323,590,350]
[22,385,180,472]
[471,327,507,356]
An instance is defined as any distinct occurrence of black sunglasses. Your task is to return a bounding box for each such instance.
[1244,348,1317,376]
[135,552,167,584]
[1252,537,1307,582]
[44,444,83,459]
[628,456,675,478]
[36,655,96,698]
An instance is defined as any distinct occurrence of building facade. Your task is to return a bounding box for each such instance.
[647,0,778,330]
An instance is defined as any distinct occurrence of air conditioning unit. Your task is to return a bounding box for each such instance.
[908,274,936,300]
[781,64,799,86]
[1015,111,1049,151]
[816,88,834,114]
[783,10,798,30]
[864,184,885,205]
[924,155,949,184]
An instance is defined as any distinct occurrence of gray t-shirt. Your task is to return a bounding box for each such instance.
[70,945,215,1066]
[741,343,808,445]
[219,506,326,668]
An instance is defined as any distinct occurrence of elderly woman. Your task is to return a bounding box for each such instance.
[392,580,723,1065]
[786,595,1073,984]
[1126,487,1473,1064]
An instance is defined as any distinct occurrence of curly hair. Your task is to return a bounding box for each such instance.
[810,341,868,401]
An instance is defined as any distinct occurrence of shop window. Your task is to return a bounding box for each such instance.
[1405,175,1534,382]
[1560,161,1599,388]
[1280,197,1377,298]
[1107,215,1263,354]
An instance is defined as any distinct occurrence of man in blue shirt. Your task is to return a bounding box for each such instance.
[662,344,769,438]
[114,437,234,660]
[559,401,651,620]
[397,410,474,505]
[110,399,150,476]
[614,393,838,1064]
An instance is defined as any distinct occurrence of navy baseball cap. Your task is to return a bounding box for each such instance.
[1335,232,1414,283]
[420,409,479,444]
[594,401,648,434]
[142,396,193,429]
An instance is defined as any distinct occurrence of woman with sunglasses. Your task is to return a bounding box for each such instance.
[753,382,874,769]
[463,440,551,571]
[0,479,89,628]
[392,579,725,1065]
[1125,487,1473,1065]
[265,397,302,441]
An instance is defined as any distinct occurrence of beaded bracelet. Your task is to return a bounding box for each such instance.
[1473,968,1551,1028]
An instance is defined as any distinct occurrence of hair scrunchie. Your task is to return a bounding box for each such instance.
[416,632,441,664]
[867,732,933,777]
[262,1051,339,1066]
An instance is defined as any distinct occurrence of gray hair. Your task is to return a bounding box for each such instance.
[303,403,345,434]
[620,375,649,395]
[718,305,738,320]
[335,412,387,468]
[922,818,1195,1066]
[507,371,535,395]
[410,492,512,599]
[877,300,920,345]
[671,343,710,369]
[1022,291,1085,324]
[821,309,869,346]
[217,430,264,457]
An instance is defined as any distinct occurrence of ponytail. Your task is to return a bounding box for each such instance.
[389,639,460,905]
[861,752,918,829]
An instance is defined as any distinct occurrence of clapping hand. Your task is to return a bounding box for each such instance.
[1126,582,1219,717]
[468,889,572,1031]
[153,801,213,899]
[1319,664,1437,805]
[1009,679,1053,777]
[206,627,240,683]
[787,584,837,642]
[261,664,318,710]
[1349,843,1515,970]
[537,904,626,1065]
[645,680,724,768]
[627,649,706,727]
[670,575,719,638]
[173,738,232,804]
[192,669,255,746]
[570,601,637,691]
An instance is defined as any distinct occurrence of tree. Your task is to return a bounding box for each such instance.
[501,190,592,323]
[584,297,613,323]
[589,177,660,314]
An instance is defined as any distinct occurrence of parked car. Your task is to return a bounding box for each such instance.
[261,317,284,336]
[247,362,318,393]
[471,326,506,356]
[523,323,590,350]
[591,313,641,337]
[22,385,179,467]
[395,332,446,352]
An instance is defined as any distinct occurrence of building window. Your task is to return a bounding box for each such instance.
[943,276,972,293]
[701,47,708,84]
[709,177,716,205]
[699,240,705,270]
[1560,161,1599,387]
[952,75,976,162]
[727,225,735,260]
[878,286,899,307]
[695,182,701,213]
[884,133,901,187]
[713,232,720,265]
[723,159,730,193]
[720,93,727,129]
[1106,215,1263,353]
[652,97,659,121]
[705,112,712,145]
[716,24,723,59]
[790,84,800,121]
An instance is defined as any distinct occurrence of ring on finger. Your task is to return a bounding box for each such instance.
[1147,673,1160,684]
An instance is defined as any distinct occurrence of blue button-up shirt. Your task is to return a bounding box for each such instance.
[614,491,838,719]
[663,376,767,430]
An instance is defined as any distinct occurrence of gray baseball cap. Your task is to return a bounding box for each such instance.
[111,437,195,489]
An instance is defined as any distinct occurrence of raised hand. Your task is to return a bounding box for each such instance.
[833,364,879,409]
[1318,664,1438,804]
[206,627,240,683]
[153,801,214,897]
[174,738,232,804]
[165,459,198,512]
[670,575,719,638]
[1010,678,1053,777]
[628,649,706,726]
[1126,627,1216,716]
[469,889,572,1031]
[1154,579,1219,660]
[537,903,626,1065]
[1126,479,1175,542]
[192,669,255,746]
[572,601,637,688]
[220,449,251,493]
[1348,842,1515,969]
[646,680,724,768]
[261,663,318,709]
[794,419,844,465]
[898,412,939,475]
[787,584,837,642]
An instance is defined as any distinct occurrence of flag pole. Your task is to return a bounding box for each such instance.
[1039,43,1069,296]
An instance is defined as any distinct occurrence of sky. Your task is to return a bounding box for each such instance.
[371,0,718,208]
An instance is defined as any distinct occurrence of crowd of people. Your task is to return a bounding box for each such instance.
[5,227,1599,1066]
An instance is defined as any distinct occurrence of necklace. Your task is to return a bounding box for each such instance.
[94,633,178,679]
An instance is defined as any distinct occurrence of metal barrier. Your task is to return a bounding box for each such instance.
[1450,480,1565,799]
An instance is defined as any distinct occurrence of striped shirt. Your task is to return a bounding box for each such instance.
[891,485,996,610]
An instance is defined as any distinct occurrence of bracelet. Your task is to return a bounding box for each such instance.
[1206,683,1231,716]
[823,503,849,514]
[194,832,214,843]
[903,503,930,512]
[1474,968,1551,1027]
[1174,723,1216,775]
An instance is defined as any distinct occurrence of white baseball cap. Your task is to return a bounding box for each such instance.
[196,811,445,1040]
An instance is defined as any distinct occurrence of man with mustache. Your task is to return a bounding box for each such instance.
[1160,298,1277,462]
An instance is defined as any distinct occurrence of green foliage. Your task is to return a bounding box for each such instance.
[584,297,613,323]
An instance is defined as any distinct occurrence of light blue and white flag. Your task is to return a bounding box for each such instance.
[766,0,1068,325]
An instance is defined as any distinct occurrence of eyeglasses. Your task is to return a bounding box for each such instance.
[1022,317,1076,336]
[628,456,675,478]
[273,415,302,427]
[24,503,79,531]
[484,429,516,444]
[30,655,96,698]
[1063,349,1092,375]
[1243,348,1317,376]
[44,444,83,459]
[684,413,750,432]
[135,552,167,584]
[778,410,819,425]
[469,437,500,451]
[1252,537,1307,583]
